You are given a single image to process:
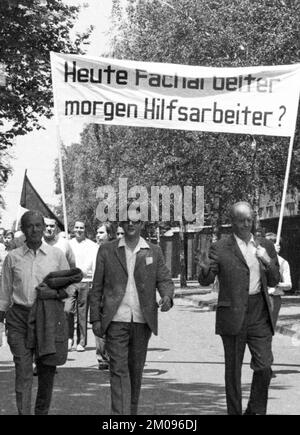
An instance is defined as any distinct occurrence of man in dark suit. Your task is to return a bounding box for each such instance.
[90,217,174,415]
[199,201,280,415]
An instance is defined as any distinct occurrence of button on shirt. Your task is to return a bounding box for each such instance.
[112,237,149,323]
[0,242,69,311]
[234,234,261,295]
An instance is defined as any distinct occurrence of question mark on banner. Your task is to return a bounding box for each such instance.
[278,105,286,126]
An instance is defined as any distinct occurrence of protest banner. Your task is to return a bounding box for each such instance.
[50,52,300,242]
[50,52,300,137]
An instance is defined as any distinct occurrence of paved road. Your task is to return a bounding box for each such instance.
[1,298,300,415]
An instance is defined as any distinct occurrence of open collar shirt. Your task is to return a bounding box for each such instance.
[112,237,149,323]
[0,242,69,312]
[234,234,261,295]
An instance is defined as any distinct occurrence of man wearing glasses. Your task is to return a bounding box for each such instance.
[90,214,174,415]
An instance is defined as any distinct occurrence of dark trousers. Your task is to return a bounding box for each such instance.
[67,282,89,347]
[221,293,273,415]
[6,304,56,415]
[105,321,152,415]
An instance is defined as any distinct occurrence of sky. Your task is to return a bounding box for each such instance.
[1,0,113,228]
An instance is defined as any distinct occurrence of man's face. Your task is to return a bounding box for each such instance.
[4,234,13,249]
[96,225,108,244]
[74,221,85,241]
[22,215,45,245]
[122,220,142,238]
[116,226,125,239]
[231,205,253,241]
[44,218,57,240]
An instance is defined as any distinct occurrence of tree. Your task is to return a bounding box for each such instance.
[56,0,300,232]
[108,0,300,224]
[0,0,92,182]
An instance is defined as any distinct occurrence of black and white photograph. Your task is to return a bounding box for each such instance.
[1,0,300,418]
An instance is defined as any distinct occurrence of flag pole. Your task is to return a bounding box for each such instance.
[276,134,295,247]
[15,169,27,231]
[56,124,68,237]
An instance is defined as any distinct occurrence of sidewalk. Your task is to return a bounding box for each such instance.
[174,281,300,339]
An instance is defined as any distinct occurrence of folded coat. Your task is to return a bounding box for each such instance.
[26,268,83,366]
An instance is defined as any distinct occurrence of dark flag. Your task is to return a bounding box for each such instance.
[20,170,64,231]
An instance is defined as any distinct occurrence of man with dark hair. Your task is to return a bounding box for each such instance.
[199,201,280,415]
[90,215,174,415]
[43,217,75,269]
[0,210,69,415]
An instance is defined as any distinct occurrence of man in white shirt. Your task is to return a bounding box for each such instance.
[265,232,292,326]
[69,220,98,351]
[0,211,69,415]
[43,217,77,338]
[90,216,174,415]
[43,217,76,268]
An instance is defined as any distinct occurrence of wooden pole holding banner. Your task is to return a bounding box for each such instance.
[276,134,296,247]
[56,124,68,237]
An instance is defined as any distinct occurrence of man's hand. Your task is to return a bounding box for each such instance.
[36,283,58,300]
[92,321,102,337]
[256,245,271,266]
[199,250,218,277]
[159,296,172,312]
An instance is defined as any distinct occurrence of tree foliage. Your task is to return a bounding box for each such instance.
[57,0,300,229]
[0,0,91,182]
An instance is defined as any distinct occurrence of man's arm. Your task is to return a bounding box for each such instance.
[90,246,105,335]
[277,259,292,291]
[0,254,13,322]
[156,247,174,312]
[198,244,219,286]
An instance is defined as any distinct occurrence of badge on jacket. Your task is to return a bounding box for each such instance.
[146,257,153,265]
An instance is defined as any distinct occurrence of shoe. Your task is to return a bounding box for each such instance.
[98,361,109,370]
[76,344,85,352]
[68,339,73,351]
[243,408,260,415]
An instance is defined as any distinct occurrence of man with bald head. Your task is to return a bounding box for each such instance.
[199,201,280,415]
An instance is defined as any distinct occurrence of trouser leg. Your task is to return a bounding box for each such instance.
[34,361,56,415]
[246,294,273,415]
[221,334,246,415]
[66,288,77,344]
[247,368,272,415]
[76,283,89,347]
[67,312,75,341]
[6,306,34,415]
[128,323,151,415]
[106,322,131,415]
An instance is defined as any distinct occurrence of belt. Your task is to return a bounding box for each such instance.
[12,303,32,311]
[249,291,262,297]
